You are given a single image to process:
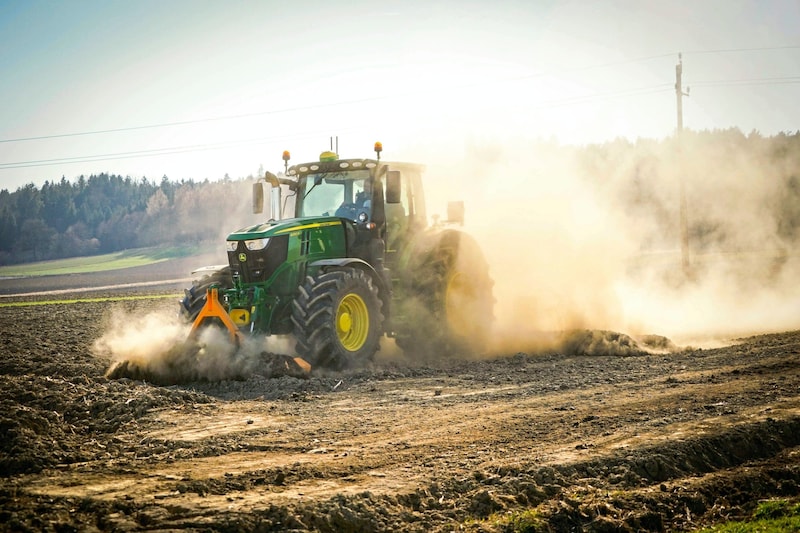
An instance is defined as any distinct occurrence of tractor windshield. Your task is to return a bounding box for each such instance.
[299,170,372,221]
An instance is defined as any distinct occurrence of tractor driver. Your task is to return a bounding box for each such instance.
[335,181,371,222]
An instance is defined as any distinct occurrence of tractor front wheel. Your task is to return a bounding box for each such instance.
[291,267,384,370]
[179,267,233,322]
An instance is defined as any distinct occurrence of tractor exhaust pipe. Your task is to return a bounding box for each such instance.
[267,172,282,221]
[253,171,282,220]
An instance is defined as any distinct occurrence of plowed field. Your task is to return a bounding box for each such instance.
[1,264,798,532]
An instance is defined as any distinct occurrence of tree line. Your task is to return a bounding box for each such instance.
[0,173,258,265]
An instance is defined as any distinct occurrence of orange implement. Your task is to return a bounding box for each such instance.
[188,287,313,377]
[189,287,244,345]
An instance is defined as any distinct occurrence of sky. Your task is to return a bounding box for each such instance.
[0,0,798,190]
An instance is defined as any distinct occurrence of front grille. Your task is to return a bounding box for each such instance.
[227,235,288,284]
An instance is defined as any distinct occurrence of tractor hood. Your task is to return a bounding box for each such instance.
[227,216,343,241]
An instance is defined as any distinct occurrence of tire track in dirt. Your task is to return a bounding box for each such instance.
[15,350,800,531]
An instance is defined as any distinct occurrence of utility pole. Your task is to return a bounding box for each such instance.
[675,53,691,275]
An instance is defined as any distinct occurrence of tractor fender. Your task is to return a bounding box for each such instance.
[308,258,391,316]
[308,257,374,270]
[401,227,482,272]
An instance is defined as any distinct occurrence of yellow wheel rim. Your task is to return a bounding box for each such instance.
[336,293,369,351]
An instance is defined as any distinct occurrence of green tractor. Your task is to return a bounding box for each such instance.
[181,142,494,370]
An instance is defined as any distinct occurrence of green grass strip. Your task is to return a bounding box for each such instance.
[0,293,180,308]
[0,245,202,277]
[699,515,800,532]
[697,500,800,533]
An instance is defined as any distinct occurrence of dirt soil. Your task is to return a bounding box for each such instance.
[1,262,799,532]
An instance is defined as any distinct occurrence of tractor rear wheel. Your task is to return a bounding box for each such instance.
[179,267,233,322]
[291,267,383,370]
[396,233,494,356]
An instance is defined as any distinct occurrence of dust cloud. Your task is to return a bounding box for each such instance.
[421,132,800,353]
[96,133,799,377]
[94,307,299,384]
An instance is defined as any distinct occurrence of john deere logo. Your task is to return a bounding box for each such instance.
[238,253,247,262]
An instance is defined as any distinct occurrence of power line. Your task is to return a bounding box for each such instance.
[2,46,796,146]
[533,84,673,109]
[0,141,251,170]
[690,76,800,87]
[0,98,386,145]
[1,45,797,169]
[0,52,691,146]
[683,45,800,55]
[0,72,794,171]
[0,84,676,170]
[0,128,366,170]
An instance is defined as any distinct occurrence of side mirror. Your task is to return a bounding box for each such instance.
[447,201,464,226]
[386,170,401,204]
[252,182,264,214]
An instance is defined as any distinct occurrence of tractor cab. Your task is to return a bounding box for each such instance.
[258,146,429,271]
[292,158,384,225]
[284,154,387,271]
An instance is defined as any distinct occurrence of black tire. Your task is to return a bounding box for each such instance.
[291,267,383,370]
[396,233,494,356]
[179,267,233,322]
